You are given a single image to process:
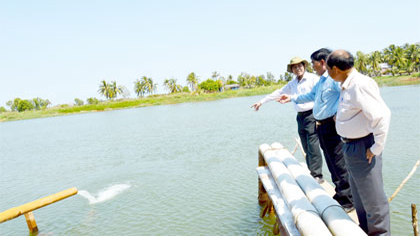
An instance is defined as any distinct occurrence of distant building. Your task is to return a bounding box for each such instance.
[224,84,240,91]
[379,63,391,75]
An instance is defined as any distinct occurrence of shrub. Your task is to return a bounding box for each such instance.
[17,99,34,112]
[86,97,99,104]
[199,79,222,92]
[74,98,84,106]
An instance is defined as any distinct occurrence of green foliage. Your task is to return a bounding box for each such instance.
[6,98,20,111]
[74,98,84,106]
[226,80,238,85]
[134,76,156,97]
[1,77,418,122]
[279,72,294,82]
[356,43,420,76]
[163,78,182,93]
[98,80,125,99]
[0,107,7,113]
[182,86,190,93]
[86,97,100,104]
[17,99,34,112]
[199,79,222,92]
[32,97,50,110]
[6,97,49,112]
[186,72,199,92]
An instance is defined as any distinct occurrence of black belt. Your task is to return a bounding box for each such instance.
[341,134,372,143]
[315,116,334,126]
[297,109,312,116]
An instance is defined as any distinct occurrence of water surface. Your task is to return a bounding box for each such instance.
[0,85,419,235]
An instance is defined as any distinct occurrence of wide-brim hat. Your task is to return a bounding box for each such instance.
[287,57,309,73]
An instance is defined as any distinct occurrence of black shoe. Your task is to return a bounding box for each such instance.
[314,177,325,184]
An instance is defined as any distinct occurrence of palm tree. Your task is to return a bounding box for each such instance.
[211,71,219,81]
[383,44,407,75]
[164,78,182,93]
[98,80,112,99]
[405,44,420,73]
[143,76,156,95]
[134,79,147,97]
[393,46,407,75]
[369,51,382,76]
[186,72,199,92]
[134,76,156,97]
[109,81,125,99]
[355,51,369,75]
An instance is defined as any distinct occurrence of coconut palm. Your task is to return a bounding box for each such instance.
[134,79,147,97]
[211,71,219,81]
[134,76,156,97]
[98,80,112,99]
[355,51,369,75]
[369,51,382,76]
[163,78,182,93]
[405,44,420,73]
[109,81,125,99]
[144,76,157,95]
[186,72,199,92]
[384,44,407,75]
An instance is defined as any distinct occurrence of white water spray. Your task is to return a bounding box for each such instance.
[78,184,131,204]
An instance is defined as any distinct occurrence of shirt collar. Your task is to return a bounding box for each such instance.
[341,69,357,90]
[321,71,329,79]
[295,72,308,83]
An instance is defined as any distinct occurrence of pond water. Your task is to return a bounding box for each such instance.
[0,85,419,235]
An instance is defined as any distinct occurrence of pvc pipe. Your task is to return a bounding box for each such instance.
[271,143,366,236]
[262,146,332,236]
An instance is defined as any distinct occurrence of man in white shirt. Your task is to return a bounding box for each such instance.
[251,57,324,183]
[327,50,391,235]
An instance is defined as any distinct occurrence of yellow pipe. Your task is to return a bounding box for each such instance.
[0,187,78,223]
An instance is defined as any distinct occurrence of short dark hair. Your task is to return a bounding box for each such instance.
[326,50,354,71]
[310,48,332,62]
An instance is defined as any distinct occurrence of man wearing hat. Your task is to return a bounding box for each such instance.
[278,49,354,212]
[251,56,324,183]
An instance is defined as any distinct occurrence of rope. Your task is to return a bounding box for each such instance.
[294,209,320,225]
[320,204,343,219]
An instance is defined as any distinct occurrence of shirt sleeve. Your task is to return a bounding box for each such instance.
[355,82,391,155]
[292,82,317,104]
[259,82,292,104]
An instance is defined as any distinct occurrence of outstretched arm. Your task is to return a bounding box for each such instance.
[251,102,262,111]
[276,94,291,104]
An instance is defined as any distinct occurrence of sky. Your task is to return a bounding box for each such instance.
[1,0,419,106]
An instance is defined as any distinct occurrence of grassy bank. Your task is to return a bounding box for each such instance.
[1,74,419,122]
[0,84,284,122]
[373,73,420,86]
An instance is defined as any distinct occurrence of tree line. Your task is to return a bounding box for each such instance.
[355,43,420,76]
[2,43,418,113]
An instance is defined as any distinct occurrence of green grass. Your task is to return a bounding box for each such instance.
[373,73,420,87]
[1,74,419,122]
[0,84,285,122]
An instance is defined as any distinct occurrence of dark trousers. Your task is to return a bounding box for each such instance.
[316,118,353,208]
[343,134,390,236]
[296,111,323,178]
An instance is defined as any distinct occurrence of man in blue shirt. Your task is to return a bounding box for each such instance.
[279,48,353,211]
